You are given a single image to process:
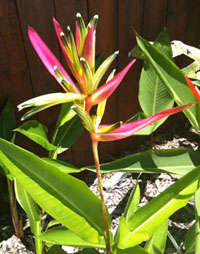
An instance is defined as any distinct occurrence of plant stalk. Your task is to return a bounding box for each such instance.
[92,141,111,254]
[7,178,24,239]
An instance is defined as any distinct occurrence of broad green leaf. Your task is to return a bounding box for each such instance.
[46,220,61,230]
[95,52,105,71]
[0,99,16,175]
[124,182,140,221]
[116,246,149,254]
[87,148,200,176]
[0,138,108,243]
[46,245,66,254]
[15,121,57,151]
[136,34,200,132]
[56,103,76,128]
[42,158,83,174]
[39,226,106,249]
[15,179,42,253]
[0,99,16,141]
[185,223,196,254]
[153,28,173,58]
[14,179,41,234]
[139,29,174,132]
[194,184,200,254]
[144,220,168,254]
[117,164,200,249]
[54,116,83,153]
[139,64,174,132]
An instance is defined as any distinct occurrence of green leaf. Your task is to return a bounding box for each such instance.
[0,138,108,243]
[124,182,140,221]
[185,223,196,253]
[14,179,43,253]
[116,246,149,254]
[138,29,174,132]
[139,64,174,131]
[87,148,200,177]
[194,184,200,254]
[56,103,76,128]
[46,245,66,254]
[42,158,83,174]
[0,99,16,141]
[39,226,106,249]
[95,52,105,71]
[54,116,83,153]
[46,220,61,230]
[153,28,173,58]
[144,220,168,254]
[136,34,200,132]
[117,164,200,249]
[15,121,57,151]
[14,179,41,234]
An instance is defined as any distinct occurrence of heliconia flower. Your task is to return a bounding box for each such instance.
[89,103,194,142]
[20,14,136,121]
[185,76,200,103]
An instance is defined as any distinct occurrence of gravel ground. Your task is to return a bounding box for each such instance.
[0,121,199,254]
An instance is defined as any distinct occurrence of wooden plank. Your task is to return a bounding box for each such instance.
[167,0,200,68]
[16,0,60,127]
[0,0,46,155]
[143,0,168,41]
[0,1,33,115]
[88,0,118,163]
[117,0,145,156]
[54,0,90,167]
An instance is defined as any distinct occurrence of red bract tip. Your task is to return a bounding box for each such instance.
[86,59,136,111]
[90,103,194,142]
[185,76,200,103]
[28,26,79,93]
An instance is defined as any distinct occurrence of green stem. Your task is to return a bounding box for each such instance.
[34,221,43,254]
[92,141,111,254]
[7,178,23,239]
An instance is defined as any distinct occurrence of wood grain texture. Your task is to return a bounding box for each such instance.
[16,0,60,127]
[143,0,168,41]
[167,0,200,68]
[0,1,33,115]
[0,0,45,155]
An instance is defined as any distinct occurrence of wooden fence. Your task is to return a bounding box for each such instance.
[1,0,200,166]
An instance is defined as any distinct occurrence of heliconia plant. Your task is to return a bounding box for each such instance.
[1,14,200,254]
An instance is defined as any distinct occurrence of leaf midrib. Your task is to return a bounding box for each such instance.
[4,147,102,234]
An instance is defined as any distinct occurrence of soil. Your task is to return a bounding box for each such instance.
[0,121,199,254]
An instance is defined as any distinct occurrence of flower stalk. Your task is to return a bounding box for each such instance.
[91,141,111,254]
